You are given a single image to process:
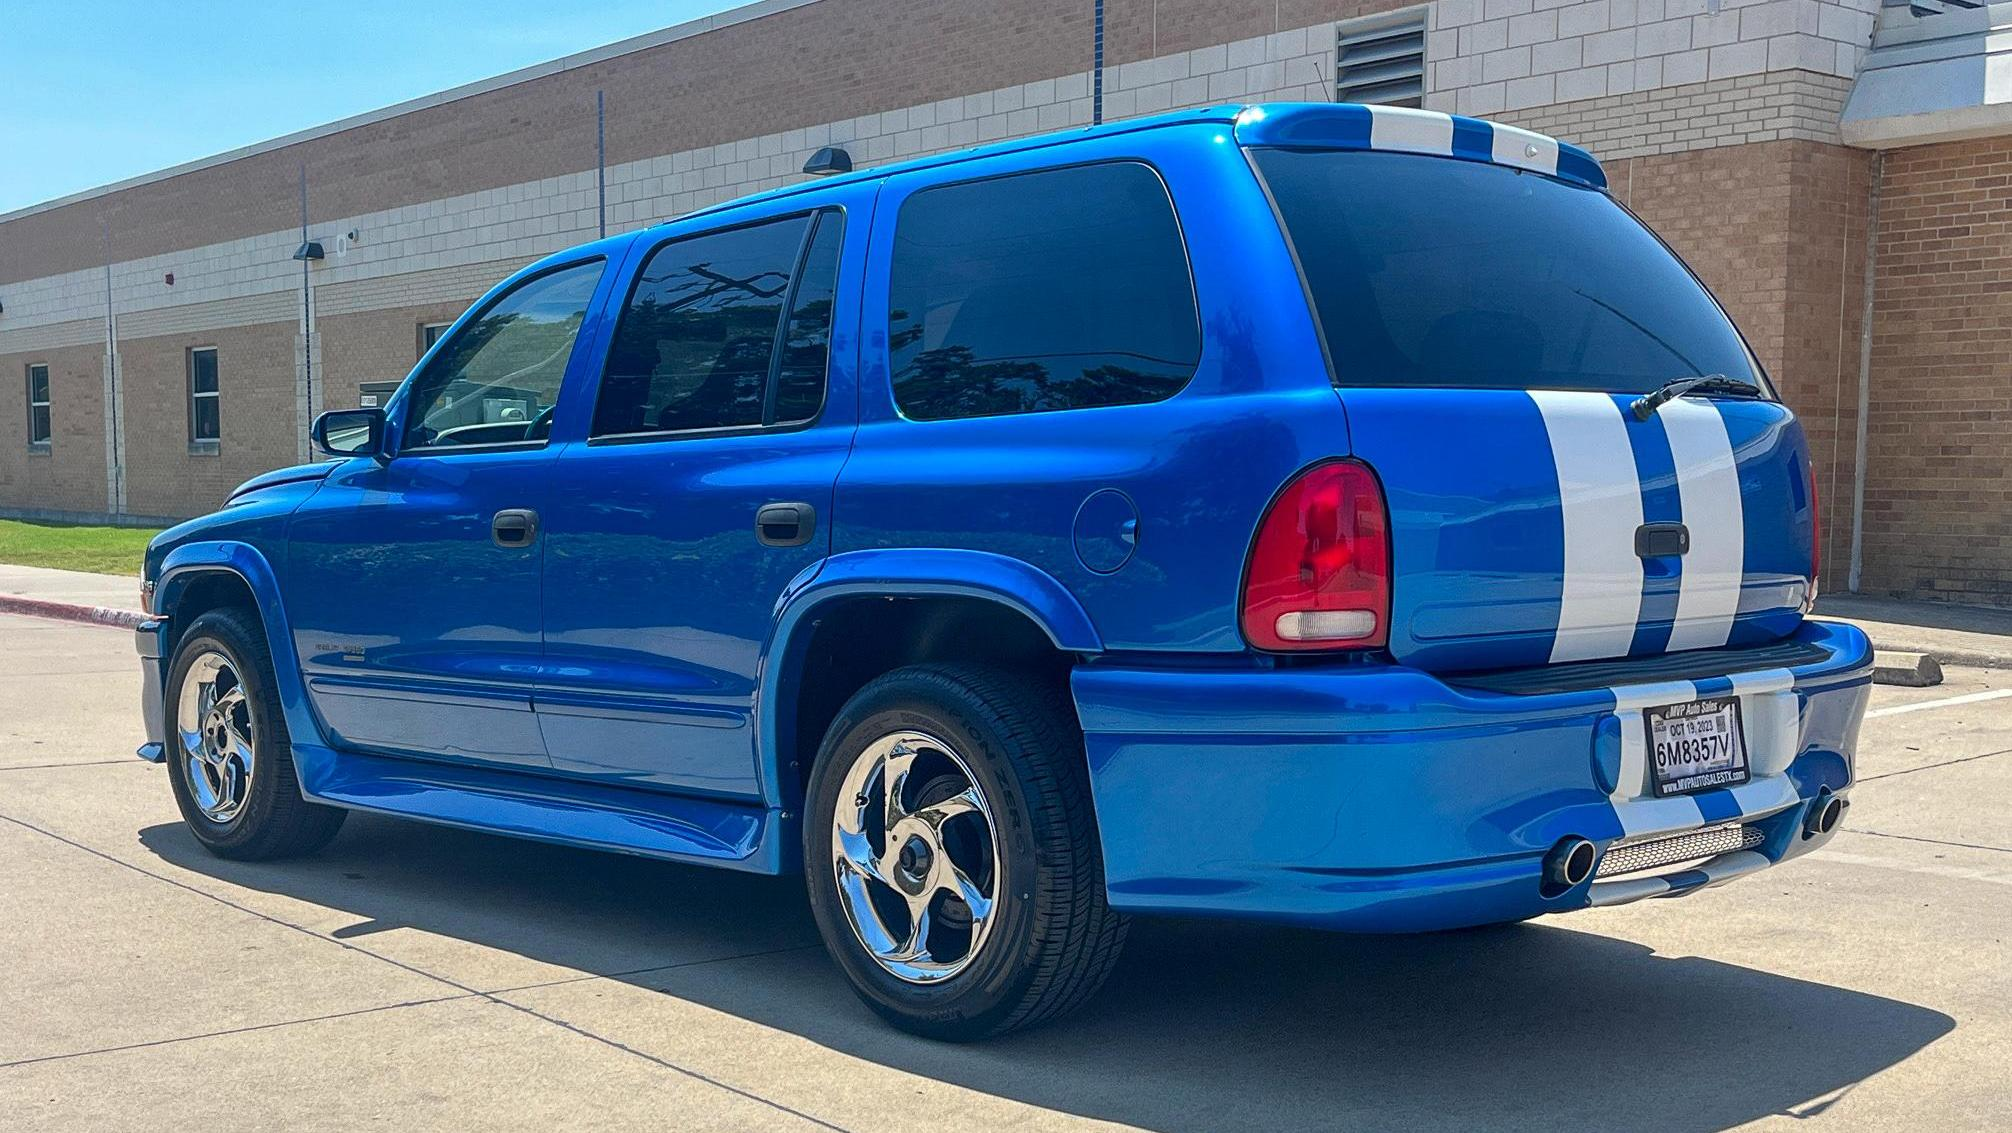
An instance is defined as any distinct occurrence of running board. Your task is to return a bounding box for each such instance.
[289,743,782,873]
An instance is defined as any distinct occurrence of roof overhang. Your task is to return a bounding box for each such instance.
[1842,2,2012,148]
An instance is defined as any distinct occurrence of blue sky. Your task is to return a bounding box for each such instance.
[2,0,748,213]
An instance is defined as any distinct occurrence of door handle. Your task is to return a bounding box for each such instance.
[755,502,816,548]
[492,508,540,549]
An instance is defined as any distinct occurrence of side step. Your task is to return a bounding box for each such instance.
[289,743,782,873]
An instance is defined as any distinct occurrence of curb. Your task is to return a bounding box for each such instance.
[1871,650,1943,688]
[0,594,147,630]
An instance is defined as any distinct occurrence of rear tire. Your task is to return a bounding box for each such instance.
[804,664,1126,1040]
[164,607,346,860]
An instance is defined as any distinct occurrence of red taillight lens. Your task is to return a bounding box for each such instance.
[1241,460,1391,652]
[1805,463,1821,612]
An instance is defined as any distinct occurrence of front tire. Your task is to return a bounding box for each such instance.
[804,664,1126,1040]
[164,607,346,860]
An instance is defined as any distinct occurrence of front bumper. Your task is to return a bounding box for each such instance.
[135,618,169,763]
[1071,619,1872,932]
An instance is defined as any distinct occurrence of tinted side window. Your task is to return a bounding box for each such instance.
[888,162,1200,422]
[773,212,844,425]
[594,210,842,437]
[402,260,603,451]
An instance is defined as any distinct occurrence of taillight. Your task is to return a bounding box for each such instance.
[1805,462,1821,612]
[1241,460,1391,652]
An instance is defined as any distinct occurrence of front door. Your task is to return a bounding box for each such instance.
[285,256,615,768]
[537,197,865,797]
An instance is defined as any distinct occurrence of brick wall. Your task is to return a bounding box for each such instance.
[117,323,301,518]
[0,343,109,517]
[1605,139,1870,594]
[1859,136,2012,604]
[319,301,477,413]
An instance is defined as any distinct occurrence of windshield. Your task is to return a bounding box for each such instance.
[1252,148,1764,395]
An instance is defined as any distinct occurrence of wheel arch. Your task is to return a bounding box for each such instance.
[156,542,321,755]
[758,548,1102,844]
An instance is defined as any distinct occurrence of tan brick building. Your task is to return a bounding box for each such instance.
[0,0,2006,603]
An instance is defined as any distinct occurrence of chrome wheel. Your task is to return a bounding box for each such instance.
[175,650,255,824]
[830,730,1000,984]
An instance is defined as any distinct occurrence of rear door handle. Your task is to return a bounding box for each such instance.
[755,502,816,548]
[492,508,540,548]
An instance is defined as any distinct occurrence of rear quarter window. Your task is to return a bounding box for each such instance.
[888,161,1201,421]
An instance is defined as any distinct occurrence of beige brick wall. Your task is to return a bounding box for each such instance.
[1859,136,2012,604]
[0,343,109,516]
[117,323,301,518]
[1607,138,1871,595]
[319,301,476,413]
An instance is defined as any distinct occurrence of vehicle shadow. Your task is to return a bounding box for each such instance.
[140,814,1952,1132]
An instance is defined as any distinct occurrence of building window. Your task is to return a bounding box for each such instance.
[25,364,51,450]
[421,322,452,357]
[887,162,1200,422]
[188,347,220,448]
[1335,8,1427,108]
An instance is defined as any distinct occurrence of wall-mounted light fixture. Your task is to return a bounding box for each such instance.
[292,240,325,262]
[165,272,175,286]
[802,146,853,176]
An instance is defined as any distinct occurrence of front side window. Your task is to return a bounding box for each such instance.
[593,209,842,438]
[401,260,603,451]
[1251,148,1763,393]
[888,161,1201,422]
[25,364,50,448]
[188,349,219,445]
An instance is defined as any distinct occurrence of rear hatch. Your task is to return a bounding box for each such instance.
[1251,144,1816,673]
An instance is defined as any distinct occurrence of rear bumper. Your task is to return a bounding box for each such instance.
[135,618,169,763]
[1071,620,1872,932]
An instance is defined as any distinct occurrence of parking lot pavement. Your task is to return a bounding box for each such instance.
[2,613,2006,1132]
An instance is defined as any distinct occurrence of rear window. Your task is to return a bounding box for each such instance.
[888,161,1200,421]
[1252,149,1761,394]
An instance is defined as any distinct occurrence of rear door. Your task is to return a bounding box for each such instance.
[534,188,869,797]
[1252,147,1815,672]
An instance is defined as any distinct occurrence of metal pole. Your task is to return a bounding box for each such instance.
[1092,1,1105,125]
[103,218,122,515]
[299,164,313,422]
[597,90,607,238]
[1847,151,1882,594]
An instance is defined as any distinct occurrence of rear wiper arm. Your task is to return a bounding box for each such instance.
[1629,374,1762,421]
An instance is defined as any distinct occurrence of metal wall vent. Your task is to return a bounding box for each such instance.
[1335,9,1428,108]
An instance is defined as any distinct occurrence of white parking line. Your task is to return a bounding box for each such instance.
[1866,688,2012,719]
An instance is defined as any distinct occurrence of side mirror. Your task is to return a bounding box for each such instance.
[312,407,386,459]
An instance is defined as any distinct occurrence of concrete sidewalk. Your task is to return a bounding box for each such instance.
[1816,595,2012,669]
[0,563,145,628]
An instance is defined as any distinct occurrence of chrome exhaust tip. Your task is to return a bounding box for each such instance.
[1544,836,1598,890]
[1804,791,1844,838]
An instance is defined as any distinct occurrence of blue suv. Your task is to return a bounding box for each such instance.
[138,103,1872,1039]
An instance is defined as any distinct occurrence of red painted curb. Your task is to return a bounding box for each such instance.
[0,594,147,630]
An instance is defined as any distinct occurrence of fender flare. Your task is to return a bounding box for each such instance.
[156,542,324,757]
[753,547,1102,810]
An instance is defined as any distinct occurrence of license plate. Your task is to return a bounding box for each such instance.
[1646,695,1749,797]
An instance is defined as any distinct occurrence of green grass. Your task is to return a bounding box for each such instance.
[0,519,160,576]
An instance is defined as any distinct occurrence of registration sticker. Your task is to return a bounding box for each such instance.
[1645,695,1749,797]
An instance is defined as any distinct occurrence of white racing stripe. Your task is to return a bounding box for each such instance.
[1489,122,1560,176]
[1529,391,1646,663]
[1366,105,1455,155]
[1661,400,1745,651]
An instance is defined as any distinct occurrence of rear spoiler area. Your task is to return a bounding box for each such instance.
[1231,102,1608,191]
